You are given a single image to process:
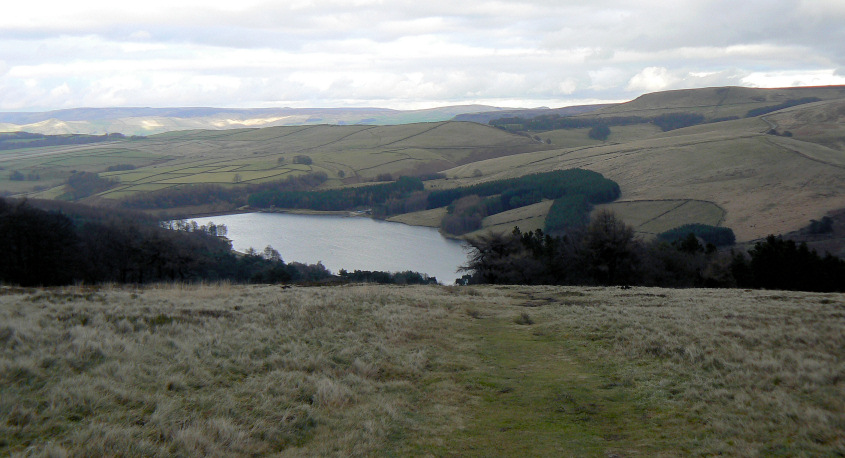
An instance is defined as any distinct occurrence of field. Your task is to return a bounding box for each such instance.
[2,283,843,456]
[594,200,725,238]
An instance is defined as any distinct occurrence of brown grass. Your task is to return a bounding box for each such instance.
[1,283,843,456]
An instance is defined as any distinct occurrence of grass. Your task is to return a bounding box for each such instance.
[596,200,726,238]
[2,283,842,456]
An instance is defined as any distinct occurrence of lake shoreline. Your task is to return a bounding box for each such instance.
[184,212,470,284]
[176,206,470,242]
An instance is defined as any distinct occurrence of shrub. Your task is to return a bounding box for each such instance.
[588,124,611,141]
[293,155,312,165]
[658,224,736,247]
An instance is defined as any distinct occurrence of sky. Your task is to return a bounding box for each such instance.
[1,0,844,111]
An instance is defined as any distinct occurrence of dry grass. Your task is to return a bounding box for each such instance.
[595,199,726,237]
[1,283,843,456]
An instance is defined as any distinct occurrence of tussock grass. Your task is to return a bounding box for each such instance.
[1,284,842,455]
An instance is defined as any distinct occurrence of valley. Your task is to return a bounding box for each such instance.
[1,85,844,252]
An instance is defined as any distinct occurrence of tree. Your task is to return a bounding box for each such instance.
[579,210,638,285]
[588,124,611,141]
[262,245,282,262]
[293,155,312,165]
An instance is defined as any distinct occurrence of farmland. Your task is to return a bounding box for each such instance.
[1,283,842,455]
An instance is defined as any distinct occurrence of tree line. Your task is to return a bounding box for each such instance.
[431,169,620,236]
[461,210,844,292]
[121,172,330,210]
[0,198,324,286]
[0,198,441,287]
[0,132,143,151]
[247,176,425,213]
[489,112,715,133]
[745,97,821,118]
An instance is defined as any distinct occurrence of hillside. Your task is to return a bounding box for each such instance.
[587,85,845,119]
[2,283,842,455]
[452,103,614,124]
[0,121,549,205]
[0,105,508,136]
[438,87,845,246]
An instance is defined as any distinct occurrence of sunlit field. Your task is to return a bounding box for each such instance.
[1,284,843,455]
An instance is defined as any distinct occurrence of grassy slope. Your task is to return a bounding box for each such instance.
[444,112,845,242]
[2,283,842,456]
[0,122,547,202]
[589,85,845,119]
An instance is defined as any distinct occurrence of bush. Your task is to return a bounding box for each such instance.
[658,224,736,247]
[106,164,136,172]
[588,125,611,141]
[64,172,117,200]
[293,155,313,165]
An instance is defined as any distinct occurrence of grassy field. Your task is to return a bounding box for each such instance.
[2,283,842,456]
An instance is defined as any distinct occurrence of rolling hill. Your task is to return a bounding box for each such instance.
[1,85,844,252]
[438,86,845,247]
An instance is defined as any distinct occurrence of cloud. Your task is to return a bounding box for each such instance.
[741,70,845,88]
[0,1,843,110]
[626,67,678,92]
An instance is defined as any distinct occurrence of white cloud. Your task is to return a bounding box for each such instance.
[626,67,678,92]
[741,70,845,88]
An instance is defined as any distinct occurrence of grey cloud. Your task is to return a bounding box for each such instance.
[0,0,843,111]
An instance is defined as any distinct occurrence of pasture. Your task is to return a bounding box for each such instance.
[1,283,842,456]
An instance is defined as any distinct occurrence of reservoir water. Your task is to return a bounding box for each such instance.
[188,212,470,284]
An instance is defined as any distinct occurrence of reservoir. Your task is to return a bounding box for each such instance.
[188,212,470,284]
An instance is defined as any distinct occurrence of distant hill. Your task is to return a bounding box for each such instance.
[451,104,615,124]
[588,85,845,119]
[0,105,507,136]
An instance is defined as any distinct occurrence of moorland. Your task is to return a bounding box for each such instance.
[1,283,842,455]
